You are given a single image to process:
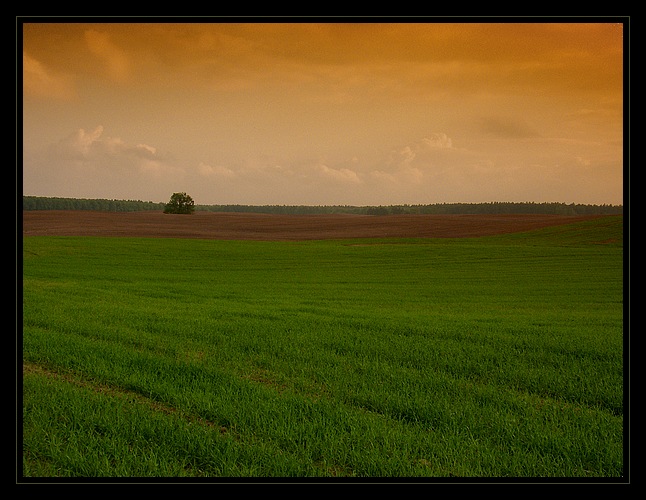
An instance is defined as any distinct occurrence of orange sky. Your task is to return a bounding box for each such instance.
[21,20,625,205]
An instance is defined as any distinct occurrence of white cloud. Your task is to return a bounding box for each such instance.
[24,126,184,201]
[78,126,105,153]
[47,126,105,160]
[185,156,367,205]
[316,164,362,184]
[137,144,157,155]
[23,52,76,100]
[373,133,457,182]
[23,122,622,206]
[422,133,453,149]
[48,126,170,174]
[397,146,416,165]
[198,162,236,178]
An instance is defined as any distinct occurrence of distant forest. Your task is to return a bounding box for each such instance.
[22,196,623,216]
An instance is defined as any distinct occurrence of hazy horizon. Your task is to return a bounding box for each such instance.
[22,20,625,206]
[21,193,624,208]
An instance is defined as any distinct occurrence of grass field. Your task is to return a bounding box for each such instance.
[21,216,624,479]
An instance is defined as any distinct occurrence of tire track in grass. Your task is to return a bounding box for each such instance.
[22,362,234,438]
[23,362,358,476]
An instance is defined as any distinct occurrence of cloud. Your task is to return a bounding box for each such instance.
[49,126,105,160]
[364,133,457,195]
[49,126,152,166]
[23,52,75,100]
[360,131,582,204]
[24,126,184,201]
[137,144,156,155]
[422,132,454,149]
[198,162,236,179]
[383,133,457,172]
[187,156,366,205]
[316,163,362,184]
[84,29,130,83]
[478,116,541,138]
[197,157,362,186]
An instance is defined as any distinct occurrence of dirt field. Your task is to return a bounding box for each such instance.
[22,210,606,241]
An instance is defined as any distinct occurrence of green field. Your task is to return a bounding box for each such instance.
[21,216,624,479]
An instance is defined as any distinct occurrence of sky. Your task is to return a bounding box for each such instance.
[21,20,625,206]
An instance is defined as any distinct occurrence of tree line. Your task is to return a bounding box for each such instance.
[22,196,165,212]
[22,196,623,215]
[364,202,623,216]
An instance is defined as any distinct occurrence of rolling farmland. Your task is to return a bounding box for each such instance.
[21,212,624,479]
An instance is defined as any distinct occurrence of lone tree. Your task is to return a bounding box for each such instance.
[163,192,195,214]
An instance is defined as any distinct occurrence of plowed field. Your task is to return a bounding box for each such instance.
[22,210,604,241]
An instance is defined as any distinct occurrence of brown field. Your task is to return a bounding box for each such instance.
[22,210,606,241]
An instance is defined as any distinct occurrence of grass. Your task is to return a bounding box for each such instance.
[21,216,624,479]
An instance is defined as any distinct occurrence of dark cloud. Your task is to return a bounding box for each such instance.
[478,116,541,139]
